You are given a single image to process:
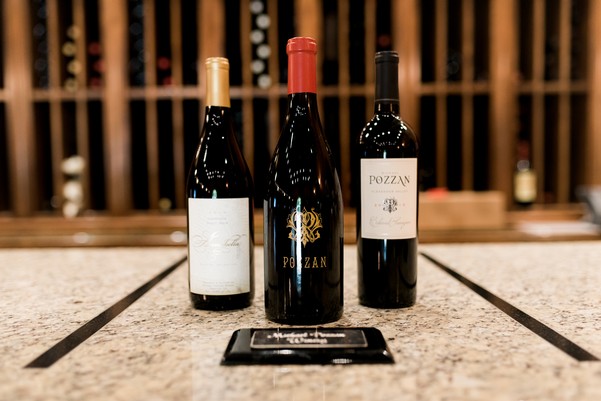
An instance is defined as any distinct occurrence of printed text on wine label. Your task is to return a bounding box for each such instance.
[282,256,327,269]
[368,175,411,186]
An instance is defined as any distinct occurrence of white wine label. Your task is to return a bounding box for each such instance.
[188,198,250,295]
[360,158,418,240]
[514,170,537,203]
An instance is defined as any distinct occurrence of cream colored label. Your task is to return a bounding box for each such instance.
[514,170,537,202]
[188,198,250,295]
[360,158,417,240]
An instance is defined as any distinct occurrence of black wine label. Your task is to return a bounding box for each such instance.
[221,328,395,365]
[250,328,368,349]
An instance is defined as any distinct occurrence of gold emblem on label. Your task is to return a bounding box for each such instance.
[286,207,322,246]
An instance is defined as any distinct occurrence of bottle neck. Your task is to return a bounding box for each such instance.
[374,52,399,114]
[205,63,230,107]
[287,50,317,94]
[287,92,319,116]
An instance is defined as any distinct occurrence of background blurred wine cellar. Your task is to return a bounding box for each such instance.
[1,0,601,244]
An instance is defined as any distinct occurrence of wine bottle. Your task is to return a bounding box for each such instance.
[513,140,537,206]
[186,57,254,310]
[264,37,344,324]
[357,51,419,308]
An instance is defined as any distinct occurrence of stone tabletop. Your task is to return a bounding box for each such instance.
[1,242,600,400]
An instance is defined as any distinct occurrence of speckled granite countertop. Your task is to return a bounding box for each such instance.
[1,242,600,400]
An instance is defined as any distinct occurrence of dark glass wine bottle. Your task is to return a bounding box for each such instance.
[357,51,419,308]
[264,37,344,324]
[186,57,254,310]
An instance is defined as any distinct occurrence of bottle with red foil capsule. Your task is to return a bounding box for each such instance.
[264,37,344,324]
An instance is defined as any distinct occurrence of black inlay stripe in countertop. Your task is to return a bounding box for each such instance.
[421,252,600,362]
[25,255,188,368]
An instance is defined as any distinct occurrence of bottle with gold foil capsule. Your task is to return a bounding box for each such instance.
[186,57,254,310]
[264,37,344,324]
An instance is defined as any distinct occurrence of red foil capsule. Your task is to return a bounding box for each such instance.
[286,37,317,94]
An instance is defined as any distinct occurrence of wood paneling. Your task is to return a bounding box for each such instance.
[393,0,421,149]
[1,0,600,222]
[2,0,37,215]
[587,0,601,185]
[100,0,132,214]
[489,0,517,200]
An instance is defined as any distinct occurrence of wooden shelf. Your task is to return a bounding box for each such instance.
[0,205,597,248]
[2,0,601,230]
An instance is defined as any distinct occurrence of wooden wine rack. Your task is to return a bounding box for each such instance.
[1,0,601,224]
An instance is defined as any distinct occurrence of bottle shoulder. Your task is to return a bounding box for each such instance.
[187,110,252,197]
[359,113,418,155]
[267,125,340,197]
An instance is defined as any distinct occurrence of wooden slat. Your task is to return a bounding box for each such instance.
[170,0,185,208]
[461,0,475,190]
[199,0,225,60]
[516,81,588,94]
[338,0,351,204]
[489,0,517,201]
[462,94,474,189]
[46,0,65,211]
[393,0,420,130]
[238,1,254,166]
[73,0,91,210]
[3,0,37,215]
[557,0,571,81]
[143,0,159,209]
[532,0,545,202]
[419,81,490,95]
[556,0,571,202]
[296,0,324,119]
[100,0,132,214]
[586,0,601,185]
[195,0,203,99]
[364,0,376,123]
[435,0,448,187]
[265,0,279,166]
[295,0,322,47]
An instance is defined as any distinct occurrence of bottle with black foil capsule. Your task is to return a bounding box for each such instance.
[357,51,418,308]
[186,57,254,310]
[264,37,344,324]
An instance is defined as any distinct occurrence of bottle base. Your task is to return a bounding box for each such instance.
[265,310,343,325]
[359,298,415,309]
[190,292,252,311]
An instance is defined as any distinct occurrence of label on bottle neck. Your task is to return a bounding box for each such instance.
[205,57,231,107]
[360,158,418,239]
[188,197,250,295]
